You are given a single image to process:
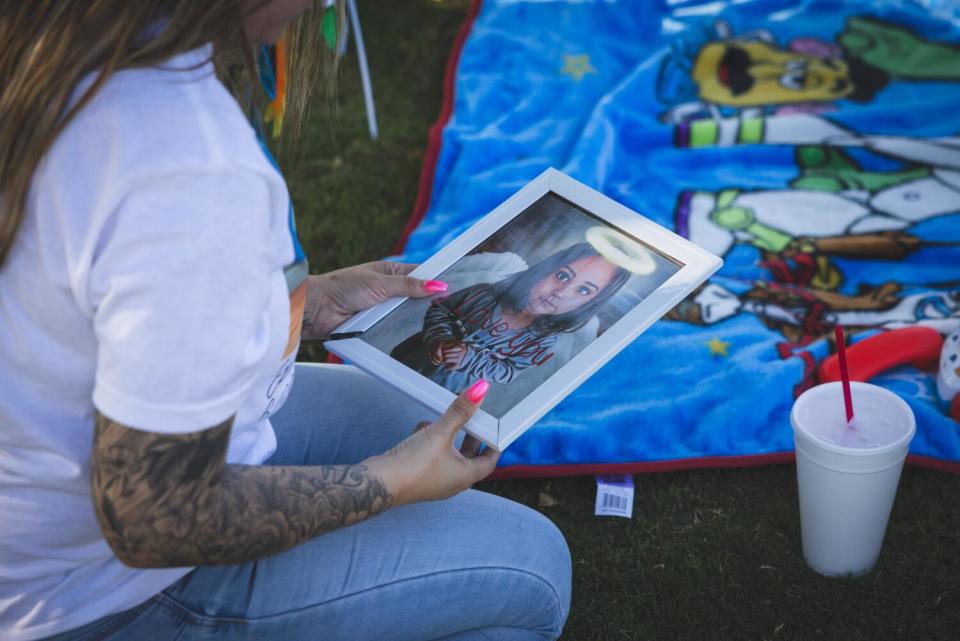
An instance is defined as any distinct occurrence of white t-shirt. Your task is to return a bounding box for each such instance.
[0,46,307,641]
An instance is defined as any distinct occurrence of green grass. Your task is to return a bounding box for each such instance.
[489,467,960,640]
[284,0,471,362]
[284,2,960,638]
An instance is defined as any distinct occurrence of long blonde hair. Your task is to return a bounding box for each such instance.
[0,1,342,267]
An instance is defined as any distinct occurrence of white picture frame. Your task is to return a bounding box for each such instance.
[325,168,722,450]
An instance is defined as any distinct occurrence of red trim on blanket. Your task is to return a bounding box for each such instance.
[392,0,483,255]
[905,453,960,475]
[488,452,960,479]
[488,453,796,479]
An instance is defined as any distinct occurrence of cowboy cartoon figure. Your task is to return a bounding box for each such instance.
[668,114,960,344]
[674,115,960,291]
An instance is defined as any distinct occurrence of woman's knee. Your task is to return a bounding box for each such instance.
[474,494,572,635]
[523,507,572,631]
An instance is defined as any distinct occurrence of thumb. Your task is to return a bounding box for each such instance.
[434,380,489,440]
[368,260,419,276]
[382,275,448,299]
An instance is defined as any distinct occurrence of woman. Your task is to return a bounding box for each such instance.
[0,3,570,640]
[391,243,630,391]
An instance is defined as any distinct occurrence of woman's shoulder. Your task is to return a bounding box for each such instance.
[44,46,272,189]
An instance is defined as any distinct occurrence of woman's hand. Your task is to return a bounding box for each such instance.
[365,381,499,506]
[303,261,447,340]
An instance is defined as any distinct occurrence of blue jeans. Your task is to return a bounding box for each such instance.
[45,364,571,641]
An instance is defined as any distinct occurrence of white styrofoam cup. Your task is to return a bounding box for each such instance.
[791,382,916,577]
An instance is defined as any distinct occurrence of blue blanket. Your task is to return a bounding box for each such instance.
[396,0,960,473]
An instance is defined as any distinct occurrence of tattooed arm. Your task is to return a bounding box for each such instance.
[91,412,394,568]
[91,388,499,568]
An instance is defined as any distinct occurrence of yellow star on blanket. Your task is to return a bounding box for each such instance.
[560,54,597,82]
[706,337,731,357]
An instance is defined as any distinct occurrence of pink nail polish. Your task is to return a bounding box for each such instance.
[465,379,489,404]
[424,280,448,293]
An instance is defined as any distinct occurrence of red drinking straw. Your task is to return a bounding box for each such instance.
[834,326,855,424]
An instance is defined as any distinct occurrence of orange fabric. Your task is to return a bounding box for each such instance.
[268,38,287,139]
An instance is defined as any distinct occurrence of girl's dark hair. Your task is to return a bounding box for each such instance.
[494,242,630,335]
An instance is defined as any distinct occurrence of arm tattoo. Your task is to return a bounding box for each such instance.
[90,412,393,568]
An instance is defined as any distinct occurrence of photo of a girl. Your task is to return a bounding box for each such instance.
[356,192,683,418]
[390,242,631,391]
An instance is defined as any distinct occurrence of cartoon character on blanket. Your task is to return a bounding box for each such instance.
[671,114,960,344]
[657,15,960,123]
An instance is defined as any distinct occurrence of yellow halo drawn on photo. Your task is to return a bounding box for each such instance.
[585,226,657,275]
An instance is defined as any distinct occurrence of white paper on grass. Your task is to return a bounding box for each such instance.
[595,475,635,518]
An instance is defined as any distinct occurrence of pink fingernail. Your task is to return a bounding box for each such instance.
[424,280,448,293]
[465,379,489,404]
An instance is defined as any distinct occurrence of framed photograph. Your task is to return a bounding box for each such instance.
[325,168,722,450]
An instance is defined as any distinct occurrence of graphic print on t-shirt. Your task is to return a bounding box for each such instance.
[254,141,307,417]
[253,45,309,419]
[255,194,306,421]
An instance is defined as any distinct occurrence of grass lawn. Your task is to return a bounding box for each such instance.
[283,2,960,638]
